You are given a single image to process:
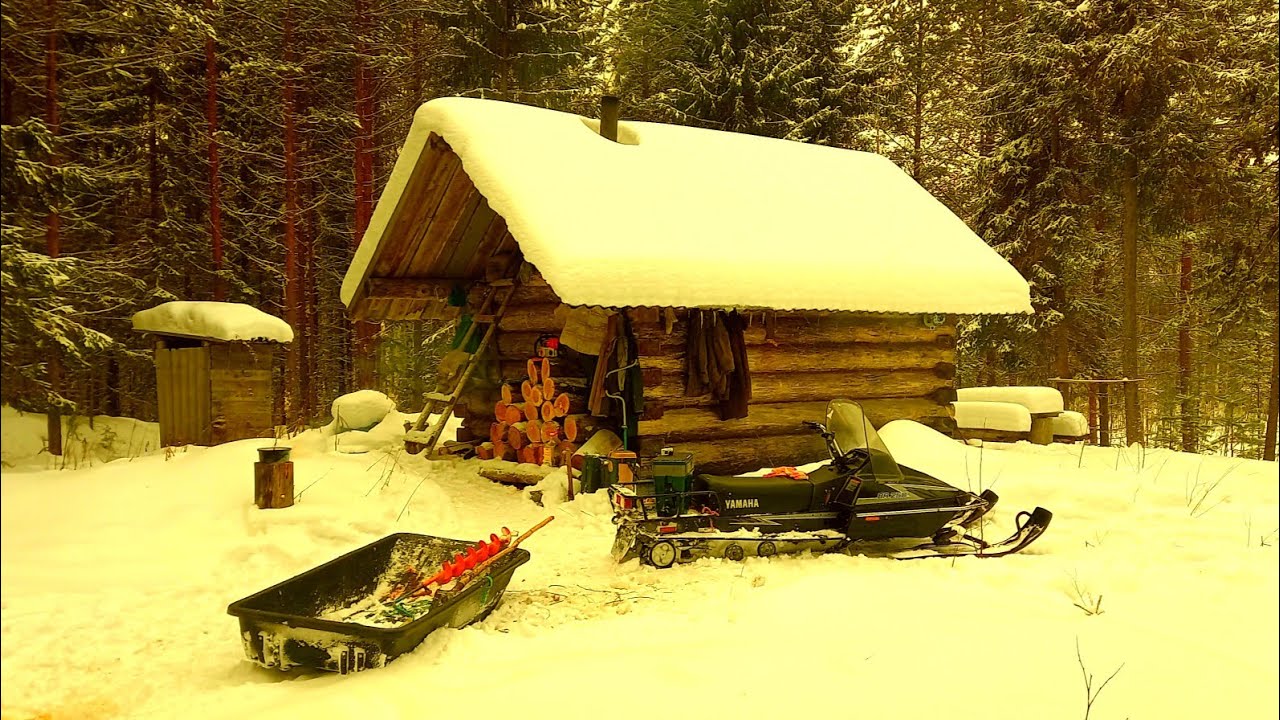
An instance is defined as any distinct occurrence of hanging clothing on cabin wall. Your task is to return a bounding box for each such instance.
[685,310,752,420]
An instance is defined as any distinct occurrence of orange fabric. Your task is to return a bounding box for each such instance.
[763,467,809,480]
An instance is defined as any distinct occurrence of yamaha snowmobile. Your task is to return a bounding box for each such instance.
[608,399,1052,567]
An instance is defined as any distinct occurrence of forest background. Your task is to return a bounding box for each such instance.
[2,0,1276,458]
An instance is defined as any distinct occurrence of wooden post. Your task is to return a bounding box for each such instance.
[254,446,294,509]
[1029,418,1054,445]
[565,451,574,501]
[1098,384,1111,447]
[1087,384,1098,445]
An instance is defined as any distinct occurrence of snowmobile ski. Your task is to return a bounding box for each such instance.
[889,507,1052,560]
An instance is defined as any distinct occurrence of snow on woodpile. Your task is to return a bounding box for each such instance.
[952,400,1032,432]
[956,386,1064,415]
[132,301,293,343]
[1051,410,1089,437]
[342,97,1032,315]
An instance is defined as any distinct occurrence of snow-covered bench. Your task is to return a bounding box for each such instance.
[1049,410,1088,443]
[952,401,1033,443]
[953,387,1068,445]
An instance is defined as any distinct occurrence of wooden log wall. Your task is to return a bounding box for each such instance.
[209,342,276,443]
[452,282,959,474]
[629,309,958,473]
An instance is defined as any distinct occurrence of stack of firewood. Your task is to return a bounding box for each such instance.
[477,357,585,466]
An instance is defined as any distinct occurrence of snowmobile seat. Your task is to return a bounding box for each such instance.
[696,465,845,514]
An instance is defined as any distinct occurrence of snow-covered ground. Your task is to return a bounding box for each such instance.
[1,406,161,472]
[2,416,1277,720]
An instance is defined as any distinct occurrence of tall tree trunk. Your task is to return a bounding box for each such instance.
[205,0,224,300]
[148,74,161,246]
[1120,151,1143,445]
[1053,280,1070,381]
[45,0,62,456]
[298,91,314,425]
[498,0,511,100]
[282,1,301,425]
[351,0,379,389]
[911,0,924,183]
[1177,234,1196,452]
[1265,319,1278,462]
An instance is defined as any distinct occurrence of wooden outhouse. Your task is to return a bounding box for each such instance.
[132,301,293,447]
[340,97,1032,473]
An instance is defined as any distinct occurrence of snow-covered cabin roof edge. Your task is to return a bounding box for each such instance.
[342,97,1032,317]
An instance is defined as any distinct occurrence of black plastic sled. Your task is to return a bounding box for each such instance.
[228,532,529,674]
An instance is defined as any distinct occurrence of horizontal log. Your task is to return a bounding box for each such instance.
[648,369,951,405]
[634,312,952,344]
[498,332,548,360]
[497,303,569,333]
[468,282,562,308]
[365,277,460,300]
[638,433,831,475]
[636,399,951,443]
[478,461,554,487]
[498,359,587,381]
[746,315,953,346]
[638,342,955,375]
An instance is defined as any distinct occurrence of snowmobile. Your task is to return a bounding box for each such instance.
[608,398,1052,567]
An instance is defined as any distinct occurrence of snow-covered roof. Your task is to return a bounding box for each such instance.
[342,97,1032,315]
[132,302,293,343]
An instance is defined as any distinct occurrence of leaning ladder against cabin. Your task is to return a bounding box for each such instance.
[406,277,520,455]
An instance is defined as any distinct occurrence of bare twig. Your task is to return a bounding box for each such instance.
[1077,637,1125,720]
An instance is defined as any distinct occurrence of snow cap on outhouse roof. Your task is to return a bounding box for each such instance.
[342,97,1032,316]
[132,301,294,343]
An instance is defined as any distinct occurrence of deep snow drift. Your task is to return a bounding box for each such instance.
[2,416,1276,720]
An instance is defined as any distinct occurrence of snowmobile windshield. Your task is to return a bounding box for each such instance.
[825,399,903,481]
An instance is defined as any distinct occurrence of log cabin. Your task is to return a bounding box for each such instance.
[340,97,1032,473]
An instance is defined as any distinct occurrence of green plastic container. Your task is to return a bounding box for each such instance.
[651,452,694,515]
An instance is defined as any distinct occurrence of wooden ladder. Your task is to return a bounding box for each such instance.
[406,277,519,455]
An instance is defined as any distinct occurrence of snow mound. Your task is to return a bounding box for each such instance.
[333,413,411,454]
[1,406,161,470]
[877,418,973,487]
[1050,410,1089,437]
[342,97,1032,315]
[331,390,396,432]
[131,301,293,343]
[952,401,1032,432]
[956,386,1063,415]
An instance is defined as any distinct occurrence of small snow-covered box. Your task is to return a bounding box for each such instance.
[132,301,293,447]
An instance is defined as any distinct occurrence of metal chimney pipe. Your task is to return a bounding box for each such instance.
[600,95,619,142]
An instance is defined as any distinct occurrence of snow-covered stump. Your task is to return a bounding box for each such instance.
[254,446,294,509]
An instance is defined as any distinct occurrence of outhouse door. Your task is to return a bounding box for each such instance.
[155,344,212,446]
